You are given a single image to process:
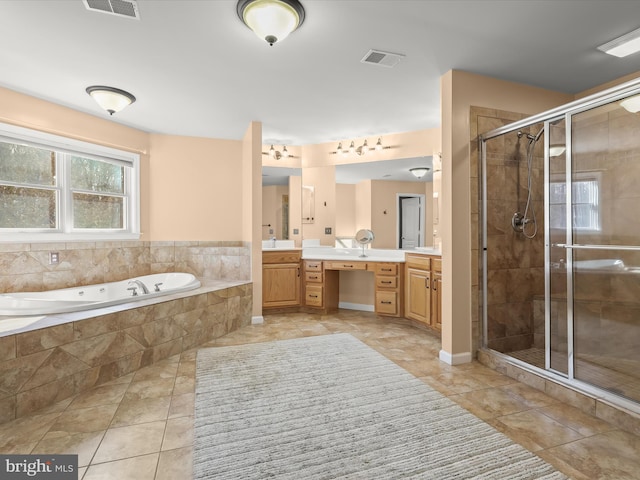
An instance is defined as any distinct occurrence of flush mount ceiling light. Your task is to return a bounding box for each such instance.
[597,26,640,57]
[86,86,136,115]
[409,167,430,179]
[237,0,305,46]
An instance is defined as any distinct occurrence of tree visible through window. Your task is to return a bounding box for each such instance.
[0,128,138,238]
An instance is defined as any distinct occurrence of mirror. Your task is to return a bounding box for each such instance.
[355,228,375,257]
[302,185,314,224]
[262,165,301,241]
[356,229,375,244]
[301,157,435,249]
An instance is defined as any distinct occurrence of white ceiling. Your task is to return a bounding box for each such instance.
[2,1,640,145]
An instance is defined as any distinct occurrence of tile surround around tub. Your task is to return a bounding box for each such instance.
[0,283,252,424]
[0,240,250,293]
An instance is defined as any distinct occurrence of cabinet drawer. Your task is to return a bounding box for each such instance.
[376,291,397,315]
[263,250,301,264]
[305,285,323,307]
[324,261,366,271]
[375,276,398,289]
[374,263,398,275]
[405,254,431,270]
[305,271,323,283]
[304,261,322,272]
[432,258,442,273]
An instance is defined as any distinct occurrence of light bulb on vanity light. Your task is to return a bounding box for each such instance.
[375,137,383,151]
[282,145,289,157]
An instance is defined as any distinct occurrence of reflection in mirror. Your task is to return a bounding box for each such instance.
[302,157,434,249]
[302,185,315,224]
[262,166,301,241]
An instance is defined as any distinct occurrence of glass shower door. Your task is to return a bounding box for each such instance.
[563,96,640,402]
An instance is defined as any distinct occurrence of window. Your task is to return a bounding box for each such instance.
[549,173,600,231]
[0,123,139,240]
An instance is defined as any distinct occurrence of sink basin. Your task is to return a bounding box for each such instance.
[262,240,296,249]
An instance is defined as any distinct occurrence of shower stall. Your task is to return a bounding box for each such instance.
[480,78,640,409]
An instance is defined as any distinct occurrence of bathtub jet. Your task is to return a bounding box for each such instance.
[0,273,200,316]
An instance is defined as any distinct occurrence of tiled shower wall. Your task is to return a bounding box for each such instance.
[471,107,545,354]
[0,240,251,293]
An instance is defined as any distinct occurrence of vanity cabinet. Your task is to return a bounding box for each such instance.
[430,259,442,331]
[373,263,403,317]
[262,250,301,309]
[405,253,441,331]
[303,260,338,312]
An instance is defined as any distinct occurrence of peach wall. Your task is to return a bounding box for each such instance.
[336,184,356,237]
[301,166,336,245]
[289,175,302,246]
[0,86,151,237]
[262,185,289,240]
[440,70,573,363]
[148,134,243,241]
[242,122,263,318]
[355,180,372,234]
[370,180,430,249]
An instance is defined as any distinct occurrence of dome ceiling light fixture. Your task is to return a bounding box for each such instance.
[237,0,305,46]
[86,86,136,115]
[409,167,430,179]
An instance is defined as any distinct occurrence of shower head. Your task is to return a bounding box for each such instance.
[517,129,544,143]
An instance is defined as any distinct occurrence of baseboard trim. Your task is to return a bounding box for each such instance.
[251,316,264,325]
[338,302,375,312]
[439,349,472,365]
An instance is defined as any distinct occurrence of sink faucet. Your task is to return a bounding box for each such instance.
[271,236,276,248]
[128,279,149,294]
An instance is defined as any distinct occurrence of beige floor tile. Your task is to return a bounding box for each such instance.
[494,409,584,449]
[454,387,535,418]
[35,430,105,467]
[0,412,61,449]
[172,376,195,395]
[499,382,559,409]
[78,466,87,479]
[546,430,640,479]
[84,453,159,480]
[161,416,193,451]
[132,361,179,383]
[2,311,640,480]
[92,421,166,464]
[49,404,118,435]
[156,446,193,480]
[110,397,171,427]
[68,383,129,410]
[122,378,175,402]
[168,393,195,419]
[539,402,616,437]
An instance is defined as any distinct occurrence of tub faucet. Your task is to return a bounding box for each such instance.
[128,279,150,294]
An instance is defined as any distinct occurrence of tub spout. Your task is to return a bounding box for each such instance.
[128,279,150,294]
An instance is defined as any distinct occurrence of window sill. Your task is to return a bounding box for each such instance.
[0,233,142,243]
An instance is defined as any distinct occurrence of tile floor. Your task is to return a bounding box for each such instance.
[2,311,640,479]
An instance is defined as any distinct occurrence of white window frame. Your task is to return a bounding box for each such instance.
[549,171,601,233]
[0,122,140,242]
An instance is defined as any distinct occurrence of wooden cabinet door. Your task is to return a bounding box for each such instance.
[262,263,301,307]
[406,267,430,325]
[431,271,442,331]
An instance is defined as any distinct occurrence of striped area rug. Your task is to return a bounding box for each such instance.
[194,334,567,479]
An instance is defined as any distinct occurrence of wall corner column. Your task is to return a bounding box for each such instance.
[439,70,472,365]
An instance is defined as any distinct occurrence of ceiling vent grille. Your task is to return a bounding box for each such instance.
[361,49,405,68]
[83,0,140,20]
